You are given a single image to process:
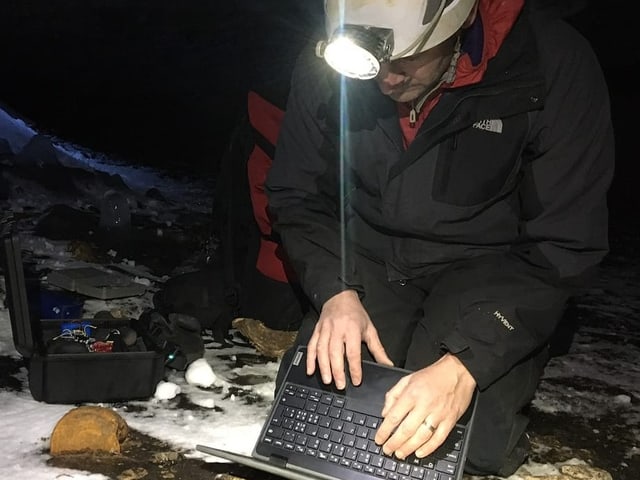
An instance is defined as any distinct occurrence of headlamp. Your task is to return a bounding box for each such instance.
[316,25,394,80]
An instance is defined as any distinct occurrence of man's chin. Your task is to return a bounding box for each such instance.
[383,89,422,104]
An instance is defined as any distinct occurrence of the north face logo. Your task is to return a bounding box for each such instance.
[473,119,503,134]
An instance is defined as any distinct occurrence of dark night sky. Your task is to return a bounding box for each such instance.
[0,0,637,219]
[0,1,324,172]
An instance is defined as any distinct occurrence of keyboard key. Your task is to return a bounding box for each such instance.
[307,438,320,449]
[341,409,355,422]
[319,440,333,453]
[281,395,305,409]
[344,447,359,460]
[383,458,398,472]
[357,451,372,464]
[317,404,330,416]
[318,416,332,428]
[353,412,367,425]
[366,415,380,428]
[266,426,283,438]
[436,459,457,476]
[342,434,356,447]
[332,444,346,457]
[410,465,426,479]
[424,471,439,480]
[369,443,382,454]
[343,423,357,435]
[355,437,369,450]
[329,406,342,418]
[370,454,385,468]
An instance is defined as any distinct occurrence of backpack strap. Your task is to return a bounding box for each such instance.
[246,90,294,283]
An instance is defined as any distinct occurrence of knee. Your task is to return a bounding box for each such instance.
[463,350,547,476]
[465,427,530,477]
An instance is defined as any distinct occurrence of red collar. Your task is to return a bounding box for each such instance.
[398,0,525,147]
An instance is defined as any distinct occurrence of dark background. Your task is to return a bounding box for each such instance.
[0,0,637,218]
[0,0,323,173]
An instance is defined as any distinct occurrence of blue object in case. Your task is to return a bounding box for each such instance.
[39,289,84,319]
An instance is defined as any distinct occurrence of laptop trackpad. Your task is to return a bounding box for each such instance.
[344,361,408,413]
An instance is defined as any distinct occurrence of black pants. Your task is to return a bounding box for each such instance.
[276,251,550,476]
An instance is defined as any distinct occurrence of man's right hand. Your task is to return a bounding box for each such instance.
[306,290,393,389]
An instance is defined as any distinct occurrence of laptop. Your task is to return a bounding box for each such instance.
[197,345,477,480]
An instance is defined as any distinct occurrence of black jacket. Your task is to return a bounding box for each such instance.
[265,7,614,388]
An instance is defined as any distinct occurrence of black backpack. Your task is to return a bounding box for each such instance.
[151,111,259,343]
[151,68,303,343]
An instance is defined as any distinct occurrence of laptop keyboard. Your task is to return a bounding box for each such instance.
[260,382,464,480]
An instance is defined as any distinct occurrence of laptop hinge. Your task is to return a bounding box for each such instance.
[269,454,288,468]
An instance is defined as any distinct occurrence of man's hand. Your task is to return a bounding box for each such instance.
[374,354,476,460]
[306,290,393,389]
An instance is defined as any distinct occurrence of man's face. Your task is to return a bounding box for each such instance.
[374,36,457,103]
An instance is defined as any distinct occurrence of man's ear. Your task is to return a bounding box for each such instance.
[462,0,480,28]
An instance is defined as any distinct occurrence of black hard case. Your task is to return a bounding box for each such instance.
[2,229,165,404]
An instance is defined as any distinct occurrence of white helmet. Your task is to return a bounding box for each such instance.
[317,0,477,79]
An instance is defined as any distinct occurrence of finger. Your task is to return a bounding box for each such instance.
[382,410,431,460]
[380,375,409,417]
[394,416,441,460]
[314,329,333,385]
[328,338,346,389]
[365,330,394,367]
[376,386,413,449]
[306,332,319,376]
[344,338,362,386]
[415,417,455,459]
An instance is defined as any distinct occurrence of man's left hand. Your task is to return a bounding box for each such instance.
[374,354,477,460]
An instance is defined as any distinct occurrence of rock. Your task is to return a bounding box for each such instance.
[151,451,181,464]
[117,467,148,480]
[232,317,297,359]
[465,461,614,480]
[67,239,101,262]
[0,137,13,156]
[558,464,613,480]
[50,406,129,455]
[16,134,61,168]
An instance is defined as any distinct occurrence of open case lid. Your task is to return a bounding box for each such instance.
[1,222,36,357]
[46,266,146,300]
